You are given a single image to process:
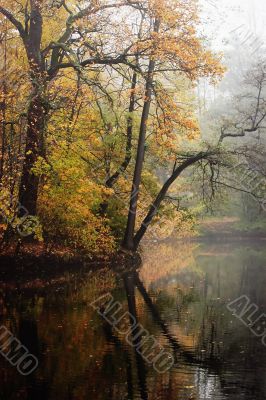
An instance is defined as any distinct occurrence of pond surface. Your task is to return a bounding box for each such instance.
[1,239,266,400]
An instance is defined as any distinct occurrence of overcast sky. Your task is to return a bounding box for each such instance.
[200,0,266,48]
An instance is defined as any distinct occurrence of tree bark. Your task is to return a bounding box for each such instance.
[0,80,7,185]
[18,93,47,216]
[0,20,8,184]
[123,19,160,250]
[17,0,45,216]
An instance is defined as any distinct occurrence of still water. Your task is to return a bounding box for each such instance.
[0,239,266,400]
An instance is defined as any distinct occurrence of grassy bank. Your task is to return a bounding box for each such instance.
[197,217,266,239]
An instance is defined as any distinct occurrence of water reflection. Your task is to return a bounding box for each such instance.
[0,240,266,399]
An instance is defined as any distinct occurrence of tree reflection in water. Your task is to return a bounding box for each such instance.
[0,241,266,399]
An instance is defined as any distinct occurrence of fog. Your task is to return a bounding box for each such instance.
[200,0,266,48]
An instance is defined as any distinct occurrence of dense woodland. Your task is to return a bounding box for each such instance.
[1,3,266,398]
[0,0,266,260]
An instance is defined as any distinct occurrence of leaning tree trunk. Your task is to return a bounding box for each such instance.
[133,152,207,250]
[122,19,160,250]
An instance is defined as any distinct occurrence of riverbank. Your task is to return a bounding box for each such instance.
[1,216,266,281]
[0,237,113,280]
[0,235,142,281]
[196,216,266,241]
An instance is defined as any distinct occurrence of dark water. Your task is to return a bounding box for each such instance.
[1,239,266,400]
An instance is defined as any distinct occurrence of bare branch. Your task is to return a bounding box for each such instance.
[0,6,26,39]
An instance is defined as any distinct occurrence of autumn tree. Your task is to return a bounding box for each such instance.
[117,0,225,250]
[4,0,265,257]
[0,0,147,218]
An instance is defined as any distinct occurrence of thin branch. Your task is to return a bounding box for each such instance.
[214,180,263,199]
[0,6,26,39]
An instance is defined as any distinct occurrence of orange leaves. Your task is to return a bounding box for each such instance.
[147,0,198,24]
[0,0,225,255]
[131,0,225,83]
[152,86,200,152]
